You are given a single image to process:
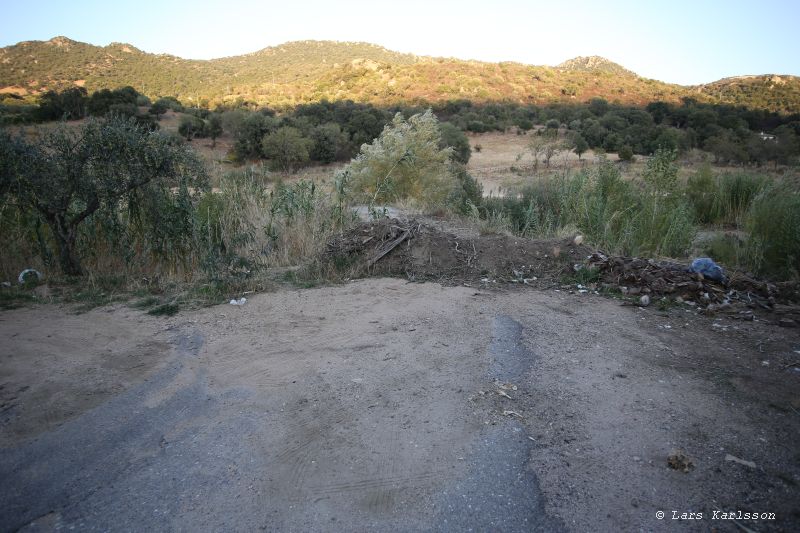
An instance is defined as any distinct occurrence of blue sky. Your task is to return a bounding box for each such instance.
[1,0,798,85]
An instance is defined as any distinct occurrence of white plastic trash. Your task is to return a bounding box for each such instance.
[18,269,43,284]
[229,297,247,306]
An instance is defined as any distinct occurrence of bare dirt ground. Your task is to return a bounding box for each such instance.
[2,264,799,531]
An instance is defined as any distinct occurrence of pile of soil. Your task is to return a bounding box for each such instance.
[325,218,591,286]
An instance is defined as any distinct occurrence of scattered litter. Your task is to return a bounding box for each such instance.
[588,252,799,314]
[573,235,584,245]
[229,298,247,306]
[667,449,695,472]
[725,454,756,469]
[496,390,513,400]
[689,257,727,284]
[639,295,651,307]
[494,381,518,391]
[18,269,42,284]
[1,281,10,288]
[502,410,523,418]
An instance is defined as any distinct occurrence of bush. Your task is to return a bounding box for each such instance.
[439,122,471,164]
[309,123,349,164]
[713,173,769,225]
[686,165,717,223]
[178,115,207,140]
[234,113,277,159]
[618,145,635,162]
[345,110,458,208]
[477,159,696,258]
[745,185,800,279]
[447,165,483,215]
[466,120,489,133]
[261,126,312,172]
[687,167,770,225]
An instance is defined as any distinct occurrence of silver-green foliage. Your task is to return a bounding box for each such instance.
[0,116,207,276]
[345,110,457,207]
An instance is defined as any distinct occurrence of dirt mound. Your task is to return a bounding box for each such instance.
[325,218,591,286]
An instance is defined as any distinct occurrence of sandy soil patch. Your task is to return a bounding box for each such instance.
[1,277,798,531]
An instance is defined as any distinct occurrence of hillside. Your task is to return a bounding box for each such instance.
[692,74,800,114]
[1,37,798,112]
[556,55,636,77]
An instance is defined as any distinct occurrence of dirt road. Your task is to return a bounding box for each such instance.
[1,278,798,532]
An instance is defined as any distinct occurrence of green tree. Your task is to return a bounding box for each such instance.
[178,115,206,140]
[0,117,206,275]
[544,119,560,138]
[309,123,349,164]
[261,126,312,172]
[234,113,276,159]
[207,114,223,147]
[588,98,609,117]
[571,134,589,160]
[149,100,168,118]
[618,145,635,162]
[438,122,471,164]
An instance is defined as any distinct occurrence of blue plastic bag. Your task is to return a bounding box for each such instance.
[689,258,727,283]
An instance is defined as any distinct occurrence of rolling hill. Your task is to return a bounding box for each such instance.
[1,36,798,113]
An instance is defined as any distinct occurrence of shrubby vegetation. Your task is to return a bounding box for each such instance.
[478,152,799,279]
[4,86,799,171]
[342,111,459,207]
[1,86,798,314]
[0,109,481,303]
[0,117,206,275]
[480,151,696,258]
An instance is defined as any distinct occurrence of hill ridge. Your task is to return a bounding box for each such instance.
[1,36,798,113]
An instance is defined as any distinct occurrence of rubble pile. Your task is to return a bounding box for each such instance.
[588,251,800,324]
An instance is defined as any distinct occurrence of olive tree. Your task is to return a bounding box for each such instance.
[0,117,207,275]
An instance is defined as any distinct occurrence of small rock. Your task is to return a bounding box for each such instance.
[573,235,584,245]
[639,295,650,307]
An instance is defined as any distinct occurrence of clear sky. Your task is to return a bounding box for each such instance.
[1,0,798,85]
